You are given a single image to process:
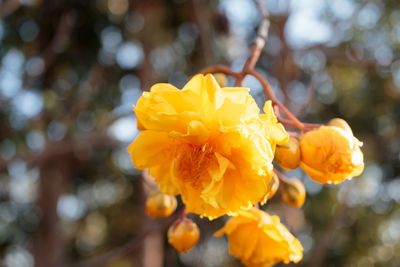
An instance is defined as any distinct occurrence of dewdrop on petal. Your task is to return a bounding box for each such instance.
[168,217,200,253]
[274,136,301,170]
[280,178,306,208]
[145,191,177,218]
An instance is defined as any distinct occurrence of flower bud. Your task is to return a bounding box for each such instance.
[300,125,364,184]
[280,178,306,208]
[274,137,301,170]
[145,191,177,218]
[328,118,353,134]
[261,173,279,204]
[168,217,200,253]
[214,73,228,87]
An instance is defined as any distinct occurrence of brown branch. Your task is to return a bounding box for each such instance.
[249,69,306,130]
[277,116,320,131]
[198,1,309,132]
[197,1,313,132]
[199,64,241,78]
[234,0,270,86]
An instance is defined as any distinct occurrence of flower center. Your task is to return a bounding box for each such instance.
[176,143,214,190]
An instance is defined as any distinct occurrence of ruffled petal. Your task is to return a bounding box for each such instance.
[214,209,303,266]
[128,131,176,169]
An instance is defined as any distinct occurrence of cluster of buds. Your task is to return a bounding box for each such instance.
[269,118,363,209]
[145,190,200,253]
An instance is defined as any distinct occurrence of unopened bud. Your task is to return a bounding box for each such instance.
[328,118,353,134]
[261,173,279,205]
[145,191,177,218]
[168,217,200,253]
[280,178,306,208]
[274,137,301,170]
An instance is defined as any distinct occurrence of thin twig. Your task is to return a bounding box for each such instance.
[198,1,309,132]
[277,116,320,131]
[249,69,306,130]
[199,64,241,78]
[234,0,270,86]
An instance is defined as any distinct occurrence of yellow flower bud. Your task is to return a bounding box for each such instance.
[213,73,228,87]
[145,191,177,218]
[328,118,353,134]
[168,217,200,253]
[274,137,301,170]
[260,173,279,205]
[300,125,364,184]
[280,178,306,208]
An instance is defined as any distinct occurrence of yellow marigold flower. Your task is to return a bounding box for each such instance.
[128,74,288,219]
[214,208,303,267]
[274,136,300,170]
[300,124,364,184]
[168,217,200,253]
[145,191,177,218]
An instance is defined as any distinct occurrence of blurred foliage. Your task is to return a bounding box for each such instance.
[0,0,399,267]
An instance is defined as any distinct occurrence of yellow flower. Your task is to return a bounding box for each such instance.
[214,208,303,267]
[300,124,364,184]
[129,74,288,219]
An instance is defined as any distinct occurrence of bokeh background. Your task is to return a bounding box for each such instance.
[0,0,399,266]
